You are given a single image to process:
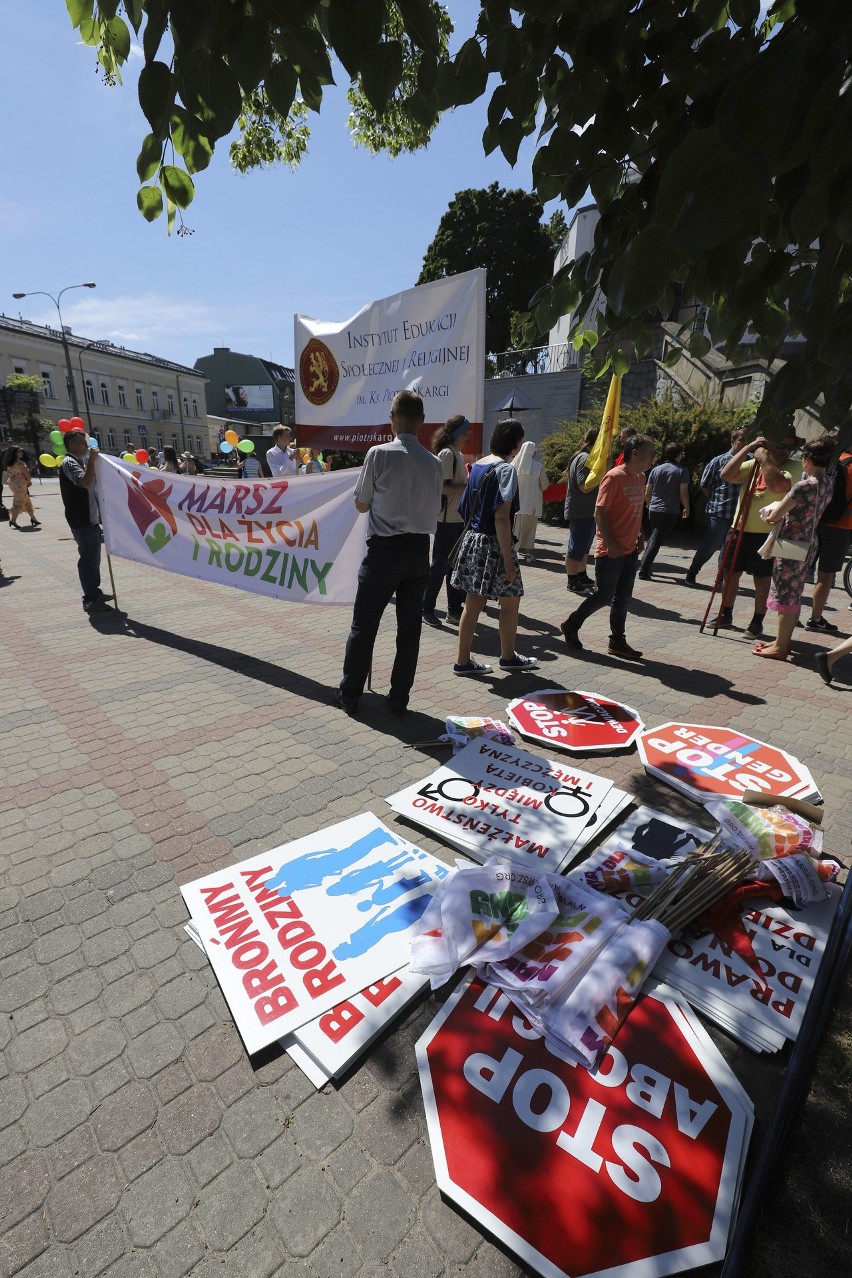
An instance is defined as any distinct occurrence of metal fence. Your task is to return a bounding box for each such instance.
[492,342,581,378]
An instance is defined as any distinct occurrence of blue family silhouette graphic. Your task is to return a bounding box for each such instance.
[264,826,448,961]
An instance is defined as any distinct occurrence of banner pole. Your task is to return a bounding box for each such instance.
[700,462,759,634]
[106,551,120,611]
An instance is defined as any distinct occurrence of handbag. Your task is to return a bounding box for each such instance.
[446,464,497,569]
[773,536,810,562]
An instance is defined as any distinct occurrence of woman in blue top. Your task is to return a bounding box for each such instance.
[449,419,538,675]
[637,441,690,579]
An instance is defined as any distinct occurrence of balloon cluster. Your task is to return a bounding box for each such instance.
[40,416,89,467]
[220,429,255,455]
[121,449,151,464]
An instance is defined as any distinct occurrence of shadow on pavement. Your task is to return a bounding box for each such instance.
[86,611,449,742]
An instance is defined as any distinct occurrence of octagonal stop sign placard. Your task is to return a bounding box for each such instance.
[637,722,820,805]
[417,975,751,1278]
[506,690,644,753]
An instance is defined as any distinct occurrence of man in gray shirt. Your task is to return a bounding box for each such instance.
[335,390,443,716]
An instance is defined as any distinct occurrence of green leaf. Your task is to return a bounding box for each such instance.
[327,0,385,79]
[136,133,161,182]
[612,350,630,379]
[170,109,213,174]
[226,21,273,94]
[688,331,712,358]
[497,117,524,166]
[359,41,404,114]
[606,224,683,317]
[395,0,441,56]
[265,61,298,119]
[124,0,144,35]
[64,0,93,27]
[166,196,176,237]
[453,38,489,108]
[103,16,130,61]
[177,51,242,141]
[136,185,164,222]
[160,165,195,209]
[138,61,174,138]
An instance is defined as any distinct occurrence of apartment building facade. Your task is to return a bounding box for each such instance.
[0,315,209,456]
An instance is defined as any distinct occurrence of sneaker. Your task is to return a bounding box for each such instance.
[608,640,643,661]
[815,652,833,685]
[453,660,493,676]
[806,616,840,633]
[332,688,359,716]
[745,615,765,638]
[709,611,734,629]
[422,611,441,628]
[684,571,697,586]
[567,576,594,596]
[560,620,584,651]
[498,654,538,671]
[445,612,461,626]
[637,572,651,581]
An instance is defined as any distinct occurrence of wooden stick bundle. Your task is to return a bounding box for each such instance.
[630,835,756,934]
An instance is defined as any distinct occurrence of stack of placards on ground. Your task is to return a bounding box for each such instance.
[568,804,841,1053]
[637,722,822,804]
[505,688,644,753]
[180,813,455,1083]
[417,974,754,1278]
[386,738,632,874]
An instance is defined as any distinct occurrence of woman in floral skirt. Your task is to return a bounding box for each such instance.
[2,447,40,528]
[753,436,835,661]
[450,418,538,675]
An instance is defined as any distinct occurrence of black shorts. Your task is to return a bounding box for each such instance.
[816,523,851,574]
[726,530,773,578]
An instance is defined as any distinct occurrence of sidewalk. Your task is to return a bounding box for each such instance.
[1,485,850,1278]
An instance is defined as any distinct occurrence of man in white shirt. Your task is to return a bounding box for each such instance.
[335,390,443,716]
[265,427,298,477]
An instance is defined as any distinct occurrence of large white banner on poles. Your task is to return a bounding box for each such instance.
[294,269,486,451]
[97,454,368,605]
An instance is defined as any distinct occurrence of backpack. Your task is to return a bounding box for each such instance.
[819,457,852,525]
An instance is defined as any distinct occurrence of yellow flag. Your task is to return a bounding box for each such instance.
[581,374,622,492]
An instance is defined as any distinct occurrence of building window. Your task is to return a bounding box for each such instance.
[182,396,189,417]
[156,432,164,450]
[152,389,160,411]
[41,371,55,399]
[167,391,175,414]
[85,379,95,404]
[192,397,199,417]
[13,364,26,375]
[106,429,116,450]
[100,381,110,406]
[135,386,144,410]
[117,383,127,408]
[171,434,179,450]
[124,429,132,447]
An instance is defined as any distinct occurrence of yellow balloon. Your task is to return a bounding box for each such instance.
[225,429,239,445]
[122,452,138,462]
[39,453,57,467]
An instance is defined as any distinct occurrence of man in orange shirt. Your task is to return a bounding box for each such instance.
[560,435,656,661]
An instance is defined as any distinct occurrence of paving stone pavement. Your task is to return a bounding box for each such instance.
[1,482,850,1278]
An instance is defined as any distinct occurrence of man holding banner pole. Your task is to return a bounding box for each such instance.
[335,391,443,717]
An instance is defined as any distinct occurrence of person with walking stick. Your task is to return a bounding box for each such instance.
[707,433,796,636]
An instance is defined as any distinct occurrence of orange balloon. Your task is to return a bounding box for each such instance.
[225,429,239,446]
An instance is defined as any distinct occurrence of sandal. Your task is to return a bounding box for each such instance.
[453,660,493,676]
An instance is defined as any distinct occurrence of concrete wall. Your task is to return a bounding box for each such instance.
[484,369,583,449]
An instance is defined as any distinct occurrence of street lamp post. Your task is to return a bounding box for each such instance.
[12,283,97,417]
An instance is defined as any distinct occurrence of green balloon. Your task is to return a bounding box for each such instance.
[50,429,63,445]
[237,438,255,453]
[53,443,67,456]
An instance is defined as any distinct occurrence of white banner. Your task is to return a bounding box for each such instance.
[97,454,368,605]
[294,269,486,450]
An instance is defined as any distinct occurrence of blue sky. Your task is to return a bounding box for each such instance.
[1,4,556,371]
